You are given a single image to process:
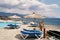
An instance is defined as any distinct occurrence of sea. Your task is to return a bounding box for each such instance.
[22,18,60,27]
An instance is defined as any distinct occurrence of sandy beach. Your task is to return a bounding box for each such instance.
[0,24,60,40]
[45,25,60,32]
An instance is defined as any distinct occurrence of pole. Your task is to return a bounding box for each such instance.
[43,28,46,38]
[39,22,43,31]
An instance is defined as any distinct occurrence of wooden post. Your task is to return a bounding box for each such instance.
[39,22,42,31]
[39,20,44,31]
[43,28,46,38]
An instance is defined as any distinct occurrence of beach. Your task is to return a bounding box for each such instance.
[45,25,60,32]
[0,24,60,40]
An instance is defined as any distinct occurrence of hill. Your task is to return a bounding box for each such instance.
[0,12,25,18]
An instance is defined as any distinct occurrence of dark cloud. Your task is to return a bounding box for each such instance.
[0,3,26,10]
[0,4,15,9]
[29,5,44,11]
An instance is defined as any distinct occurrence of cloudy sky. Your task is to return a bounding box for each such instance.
[0,0,60,18]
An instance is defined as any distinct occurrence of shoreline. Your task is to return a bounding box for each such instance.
[0,20,22,22]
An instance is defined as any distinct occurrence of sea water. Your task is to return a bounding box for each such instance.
[23,18,60,26]
[0,22,22,28]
